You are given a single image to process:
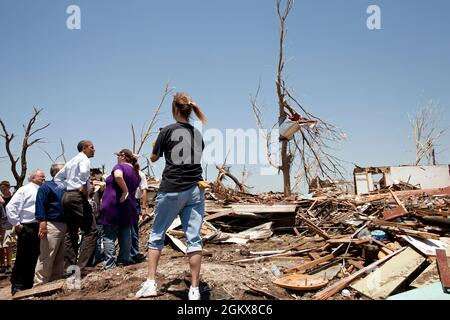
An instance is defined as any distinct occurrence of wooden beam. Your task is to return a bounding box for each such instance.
[390,190,407,211]
[383,206,408,221]
[230,204,297,214]
[372,225,440,240]
[299,215,331,240]
[204,209,234,222]
[284,253,335,274]
[383,190,408,220]
[12,280,65,300]
[347,260,364,270]
[327,238,370,245]
[436,249,450,294]
[353,186,450,205]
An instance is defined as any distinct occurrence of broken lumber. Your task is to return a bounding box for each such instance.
[383,190,408,221]
[369,223,440,240]
[284,253,335,274]
[12,280,65,300]
[313,247,406,300]
[204,209,234,222]
[352,186,450,206]
[166,233,187,254]
[326,238,370,245]
[436,249,450,294]
[351,247,426,299]
[230,204,297,214]
[299,215,331,240]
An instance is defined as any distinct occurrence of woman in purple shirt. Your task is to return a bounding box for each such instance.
[99,149,141,269]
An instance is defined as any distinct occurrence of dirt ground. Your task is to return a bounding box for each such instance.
[0,220,362,301]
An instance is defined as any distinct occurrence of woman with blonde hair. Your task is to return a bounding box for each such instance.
[136,92,206,300]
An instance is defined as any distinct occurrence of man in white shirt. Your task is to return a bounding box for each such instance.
[130,170,148,263]
[54,140,98,272]
[6,169,46,295]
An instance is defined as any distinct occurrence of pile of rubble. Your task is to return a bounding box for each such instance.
[163,179,450,300]
[3,174,448,300]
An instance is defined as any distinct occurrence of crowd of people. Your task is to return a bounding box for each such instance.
[0,92,207,300]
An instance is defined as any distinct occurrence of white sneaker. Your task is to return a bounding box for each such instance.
[135,280,157,298]
[188,286,200,300]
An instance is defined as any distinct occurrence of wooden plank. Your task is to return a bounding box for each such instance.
[370,224,440,240]
[436,249,450,293]
[12,280,65,300]
[327,238,370,245]
[421,216,450,226]
[308,252,321,260]
[383,206,408,221]
[284,253,335,274]
[352,186,450,206]
[299,215,331,240]
[401,235,448,256]
[204,209,234,222]
[350,247,426,299]
[390,189,407,211]
[313,247,406,300]
[166,233,187,254]
[230,204,297,214]
[348,260,365,270]
[414,209,450,217]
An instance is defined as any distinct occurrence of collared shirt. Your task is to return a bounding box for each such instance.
[6,182,40,226]
[35,180,65,222]
[54,152,91,191]
[135,170,148,199]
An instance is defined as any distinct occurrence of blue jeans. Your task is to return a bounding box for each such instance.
[130,199,140,260]
[102,224,132,270]
[148,185,204,253]
[93,224,104,266]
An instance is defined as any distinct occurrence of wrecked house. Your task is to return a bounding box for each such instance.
[309,176,354,195]
[353,165,450,195]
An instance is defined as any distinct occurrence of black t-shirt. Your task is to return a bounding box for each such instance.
[152,122,204,193]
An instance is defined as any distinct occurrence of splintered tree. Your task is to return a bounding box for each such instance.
[39,139,67,164]
[409,101,448,165]
[251,0,345,196]
[0,107,50,188]
[131,83,174,175]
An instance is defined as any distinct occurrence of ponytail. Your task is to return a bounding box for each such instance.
[172,92,207,124]
[131,156,140,173]
[191,102,207,124]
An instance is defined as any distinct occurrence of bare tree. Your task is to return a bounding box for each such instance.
[409,101,448,165]
[132,83,174,156]
[0,107,50,188]
[39,139,67,163]
[251,0,345,196]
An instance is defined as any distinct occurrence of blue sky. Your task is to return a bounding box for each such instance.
[0,0,449,192]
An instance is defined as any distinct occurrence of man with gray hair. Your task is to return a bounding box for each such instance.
[54,140,98,272]
[34,163,66,284]
[6,169,46,295]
